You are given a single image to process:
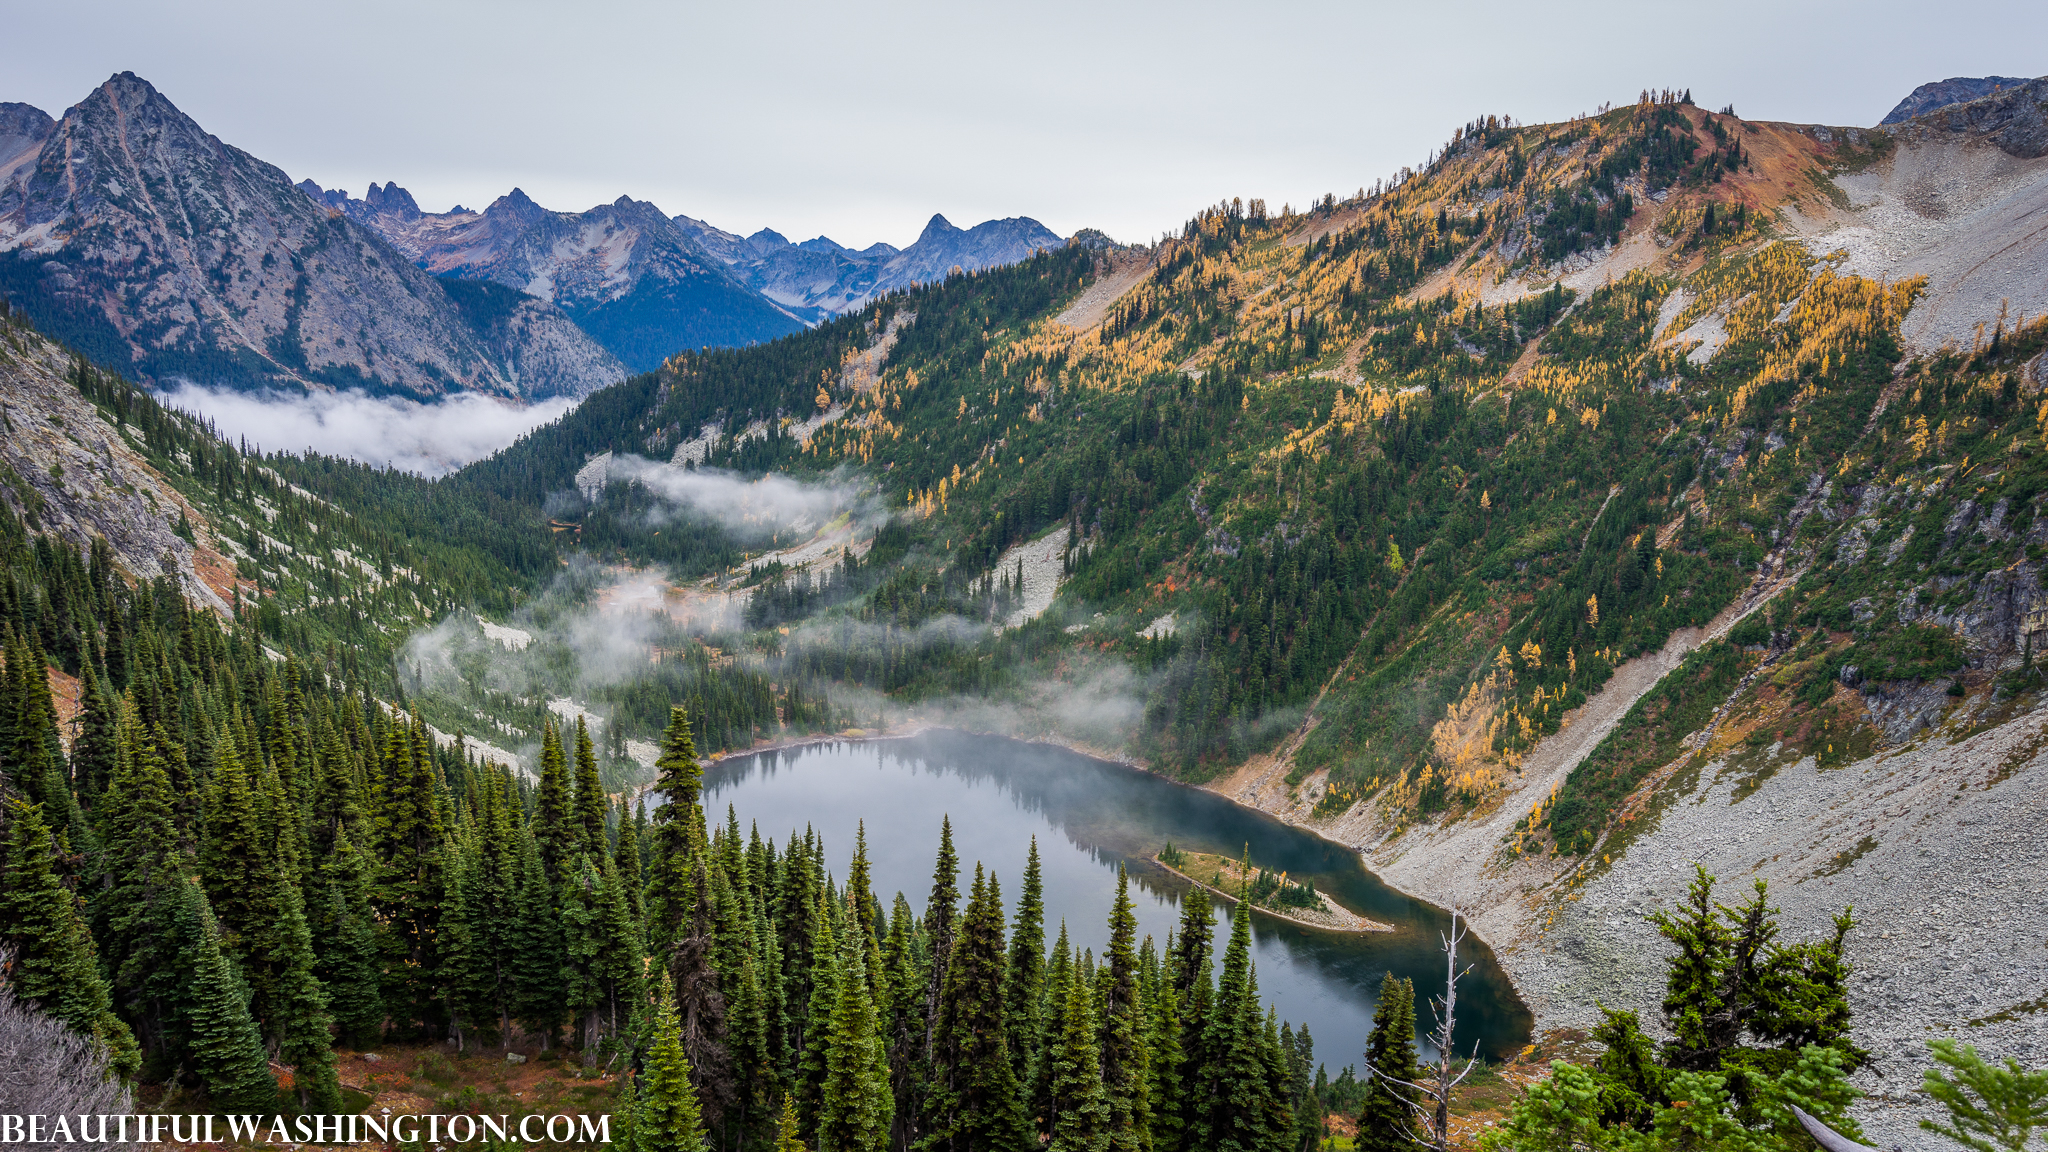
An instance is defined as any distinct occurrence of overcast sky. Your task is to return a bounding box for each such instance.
[6,0,2044,248]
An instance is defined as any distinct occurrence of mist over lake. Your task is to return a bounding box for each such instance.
[700,729,1532,1067]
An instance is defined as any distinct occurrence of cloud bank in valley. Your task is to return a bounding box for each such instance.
[158,384,577,476]
[603,455,876,535]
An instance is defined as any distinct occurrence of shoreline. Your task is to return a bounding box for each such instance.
[1150,855,1396,935]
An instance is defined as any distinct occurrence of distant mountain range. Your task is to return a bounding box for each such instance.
[297,181,807,373]
[0,72,1072,398]
[674,212,1067,323]
[0,74,623,401]
[304,181,1070,352]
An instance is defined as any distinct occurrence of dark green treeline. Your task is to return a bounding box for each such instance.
[0,489,1325,1148]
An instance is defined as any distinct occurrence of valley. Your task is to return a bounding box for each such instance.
[4,71,2048,1152]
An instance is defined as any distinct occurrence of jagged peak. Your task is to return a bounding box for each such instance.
[364,181,420,218]
[918,213,961,241]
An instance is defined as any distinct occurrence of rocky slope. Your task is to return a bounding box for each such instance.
[0,73,622,400]
[676,211,1065,320]
[303,183,805,372]
[0,303,232,612]
[1883,76,2035,125]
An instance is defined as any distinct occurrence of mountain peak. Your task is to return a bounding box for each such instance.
[919,213,960,240]
[1882,75,2036,125]
[364,181,420,219]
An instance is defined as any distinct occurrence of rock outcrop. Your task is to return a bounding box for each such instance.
[1882,75,2035,126]
[0,307,231,612]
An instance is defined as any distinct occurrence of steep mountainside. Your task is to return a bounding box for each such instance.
[675,210,1065,320]
[0,73,622,399]
[303,182,805,371]
[1882,75,2035,124]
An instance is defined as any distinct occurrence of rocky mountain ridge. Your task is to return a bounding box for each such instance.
[0,73,623,401]
[676,210,1066,321]
[1882,75,2036,125]
[299,181,806,372]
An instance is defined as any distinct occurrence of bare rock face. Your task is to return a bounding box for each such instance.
[303,183,805,373]
[675,211,1066,321]
[0,73,623,401]
[1881,76,2034,126]
[0,311,230,612]
[1894,75,2048,159]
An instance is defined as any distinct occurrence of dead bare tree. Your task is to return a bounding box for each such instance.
[1369,908,1480,1152]
[0,964,137,1149]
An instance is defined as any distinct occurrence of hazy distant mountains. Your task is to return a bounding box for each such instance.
[299,181,807,372]
[675,212,1067,323]
[0,72,1068,396]
[310,181,1070,352]
[0,74,623,401]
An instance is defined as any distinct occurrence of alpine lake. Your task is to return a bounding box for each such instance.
[698,729,1533,1068]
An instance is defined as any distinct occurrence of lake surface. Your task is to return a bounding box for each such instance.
[701,729,1532,1070]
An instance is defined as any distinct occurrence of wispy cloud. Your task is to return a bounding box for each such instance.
[604,456,876,535]
[157,384,576,476]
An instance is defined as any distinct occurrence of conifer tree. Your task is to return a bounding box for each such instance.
[1284,1024,1323,1152]
[1157,886,1214,1151]
[535,721,576,882]
[90,702,189,1057]
[1006,836,1046,1080]
[1191,908,1289,1151]
[1143,934,1185,1152]
[313,828,386,1046]
[511,830,567,1048]
[1,797,139,1076]
[933,865,1027,1152]
[1047,963,1111,1152]
[796,885,842,1138]
[71,669,118,801]
[561,850,606,1054]
[817,906,892,1152]
[616,798,646,922]
[1358,973,1421,1152]
[177,880,276,1112]
[923,816,961,1050]
[640,972,708,1152]
[776,1093,807,1152]
[1100,865,1152,1152]
[1031,921,1075,1137]
[573,715,607,856]
[647,706,704,952]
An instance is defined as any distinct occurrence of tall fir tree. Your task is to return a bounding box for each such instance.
[1046,960,1111,1152]
[816,904,893,1152]
[89,701,189,1061]
[932,866,1027,1152]
[1100,865,1152,1152]
[1006,836,1046,1082]
[1358,973,1421,1152]
[535,721,576,883]
[1,797,139,1076]
[646,706,705,953]
[511,829,568,1048]
[176,880,277,1112]
[640,972,708,1152]
[1191,908,1289,1152]
[573,715,607,857]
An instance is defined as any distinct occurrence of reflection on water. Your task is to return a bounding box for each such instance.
[700,729,1531,1067]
